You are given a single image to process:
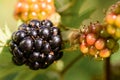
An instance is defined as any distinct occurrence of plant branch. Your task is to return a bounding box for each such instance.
[59,23,71,31]
[104,57,111,80]
[60,54,83,75]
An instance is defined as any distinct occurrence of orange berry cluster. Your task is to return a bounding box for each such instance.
[79,22,119,59]
[14,0,56,22]
[105,1,120,39]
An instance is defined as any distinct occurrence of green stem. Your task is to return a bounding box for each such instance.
[60,54,83,76]
[59,74,64,80]
[105,57,111,80]
[59,23,71,31]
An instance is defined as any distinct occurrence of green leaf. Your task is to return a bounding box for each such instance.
[58,0,86,14]
[70,0,86,14]
[0,46,11,61]
[59,0,95,28]
[72,8,96,27]
[0,66,17,79]
[13,70,32,80]
[61,7,95,28]
[14,69,50,80]
[22,71,39,80]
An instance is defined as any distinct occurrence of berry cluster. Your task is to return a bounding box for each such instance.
[79,22,119,59]
[105,1,120,39]
[9,19,63,70]
[14,0,56,22]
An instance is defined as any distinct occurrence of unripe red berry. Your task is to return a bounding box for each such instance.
[86,33,97,45]
[95,38,105,50]
[79,34,86,43]
[89,22,102,33]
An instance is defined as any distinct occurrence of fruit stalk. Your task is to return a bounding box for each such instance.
[104,57,111,80]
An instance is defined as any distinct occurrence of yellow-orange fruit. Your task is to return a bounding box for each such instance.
[80,42,89,54]
[107,25,116,35]
[14,0,56,21]
[106,13,117,25]
[115,15,120,28]
[89,46,98,56]
[99,48,111,58]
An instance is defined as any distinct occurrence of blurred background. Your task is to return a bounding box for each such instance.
[0,0,120,80]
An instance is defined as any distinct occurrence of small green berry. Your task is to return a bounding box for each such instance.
[106,39,115,49]
[112,42,119,53]
[100,29,110,38]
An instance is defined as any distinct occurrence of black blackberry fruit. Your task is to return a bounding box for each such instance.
[9,41,17,53]
[54,52,63,60]
[18,23,28,30]
[12,30,27,43]
[41,20,53,27]
[9,19,63,70]
[51,27,60,35]
[29,20,41,28]
[12,56,26,66]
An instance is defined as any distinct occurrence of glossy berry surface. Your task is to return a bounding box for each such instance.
[95,38,105,50]
[9,19,63,70]
[79,22,119,59]
[99,48,111,58]
[14,0,56,21]
[105,1,120,39]
[86,33,96,45]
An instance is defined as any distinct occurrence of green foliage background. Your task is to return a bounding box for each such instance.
[0,0,120,80]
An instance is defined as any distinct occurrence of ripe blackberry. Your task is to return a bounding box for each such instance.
[9,41,17,53]
[12,56,26,66]
[79,22,119,59]
[41,19,53,27]
[9,19,63,70]
[14,0,56,22]
[12,30,27,43]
